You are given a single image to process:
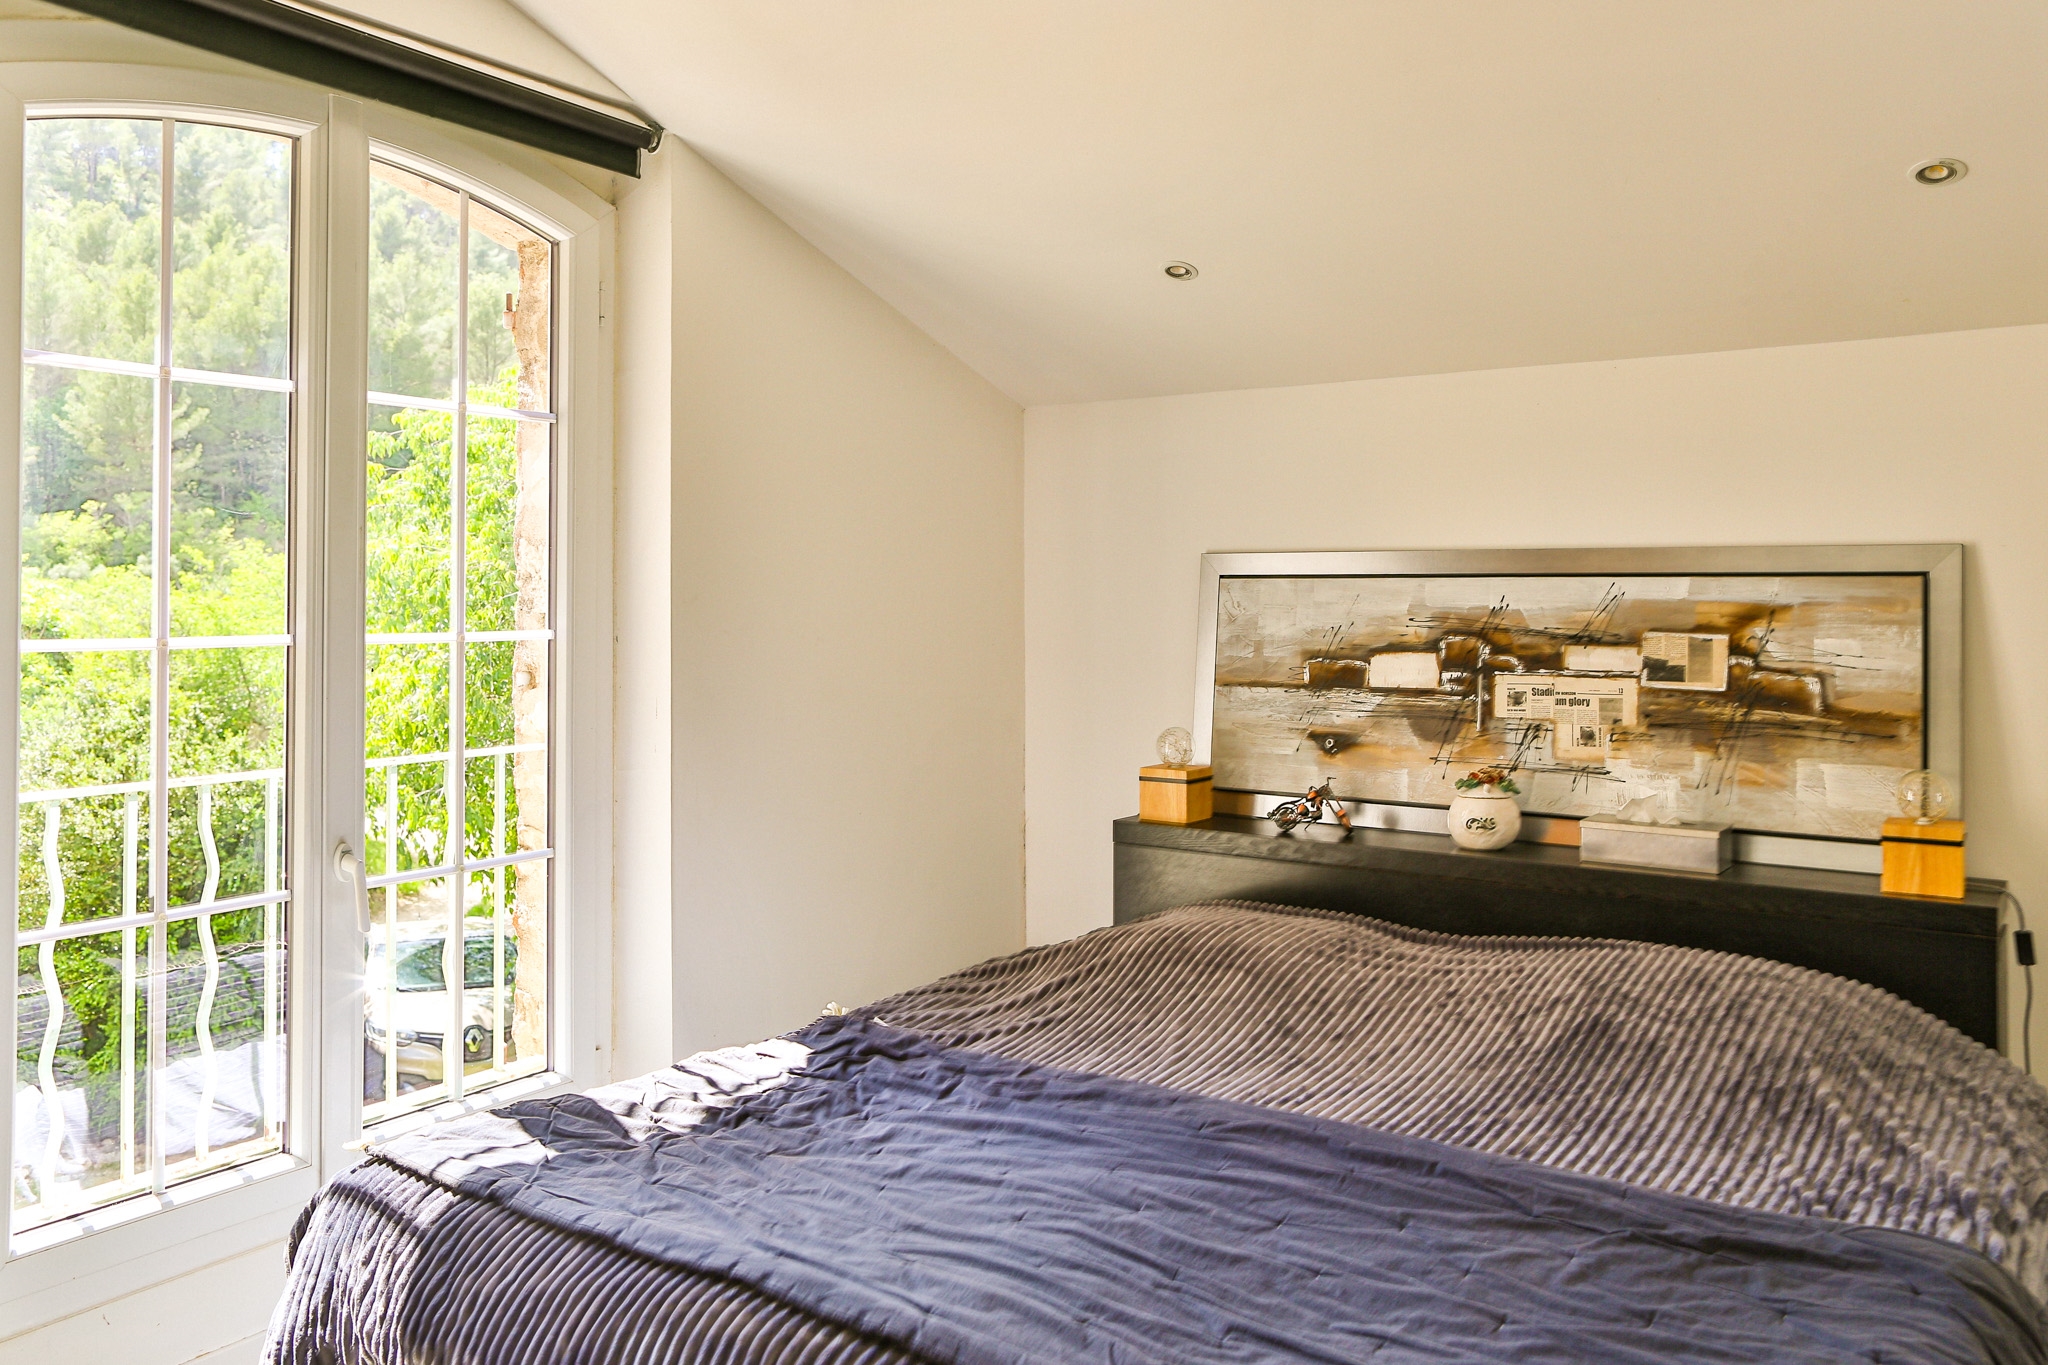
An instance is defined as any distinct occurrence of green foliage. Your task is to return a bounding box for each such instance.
[363,169,526,405]
[369,172,458,401]
[467,233,523,401]
[22,118,160,366]
[171,123,291,381]
[364,382,524,874]
[17,504,286,1084]
[24,121,292,557]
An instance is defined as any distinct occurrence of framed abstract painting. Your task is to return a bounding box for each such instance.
[1191,545,1961,869]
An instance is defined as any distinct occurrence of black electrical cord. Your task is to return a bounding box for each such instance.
[2005,891,2035,1079]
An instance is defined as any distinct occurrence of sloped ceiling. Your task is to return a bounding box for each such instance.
[317,0,635,105]
[512,1,2048,405]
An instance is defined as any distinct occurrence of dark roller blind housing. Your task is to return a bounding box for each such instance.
[42,0,661,176]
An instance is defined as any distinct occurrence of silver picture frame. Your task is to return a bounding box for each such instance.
[1191,545,1963,874]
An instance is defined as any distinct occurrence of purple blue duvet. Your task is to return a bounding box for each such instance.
[431,1013,2044,1364]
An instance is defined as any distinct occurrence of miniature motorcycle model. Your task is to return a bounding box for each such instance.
[1269,781,1352,834]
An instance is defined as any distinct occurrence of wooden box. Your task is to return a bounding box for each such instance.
[1881,818,1966,899]
[1579,819,1733,874]
[1139,765,1213,825]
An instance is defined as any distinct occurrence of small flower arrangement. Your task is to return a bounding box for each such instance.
[1454,767,1520,795]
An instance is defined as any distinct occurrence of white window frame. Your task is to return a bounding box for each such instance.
[0,58,613,1331]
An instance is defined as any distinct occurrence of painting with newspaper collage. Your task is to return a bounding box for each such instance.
[1203,556,1951,841]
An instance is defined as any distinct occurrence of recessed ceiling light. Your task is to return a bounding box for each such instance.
[1913,159,1967,185]
[1163,261,1198,280]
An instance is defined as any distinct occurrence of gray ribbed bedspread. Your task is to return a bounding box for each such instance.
[265,902,2048,1363]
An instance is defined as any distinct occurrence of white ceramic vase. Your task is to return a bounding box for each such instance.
[1447,790,1522,851]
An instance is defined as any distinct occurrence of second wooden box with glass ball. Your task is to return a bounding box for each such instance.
[1140,727,1213,825]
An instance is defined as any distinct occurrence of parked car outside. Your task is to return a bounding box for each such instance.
[366,926,518,1089]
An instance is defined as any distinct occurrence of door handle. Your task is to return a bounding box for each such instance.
[334,840,371,934]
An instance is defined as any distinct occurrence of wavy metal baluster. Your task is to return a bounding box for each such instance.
[194,783,221,1163]
[492,752,506,1067]
[384,763,400,1107]
[36,801,66,1202]
[148,115,175,1199]
[447,186,470,1110]
[120,793,139,1183]
[262,775,279,1139]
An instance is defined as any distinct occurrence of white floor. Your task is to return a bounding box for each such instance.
[0,1238,282,1365]
[184,1334,264,1364]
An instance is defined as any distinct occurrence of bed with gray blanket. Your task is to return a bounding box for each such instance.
[265,902,2048,1364]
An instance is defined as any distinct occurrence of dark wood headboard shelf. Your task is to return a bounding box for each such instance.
[1114,815,2006,1048]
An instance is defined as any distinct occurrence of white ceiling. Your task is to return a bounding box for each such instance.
[1,0,633,101]
[513,1,2048,406]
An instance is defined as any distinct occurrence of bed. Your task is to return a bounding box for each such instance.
[265,897,2048,1364]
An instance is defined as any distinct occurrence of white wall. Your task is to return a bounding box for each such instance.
[1024,323,2048,1077]
[609,136,681,1074]
[612,141,1025,1071]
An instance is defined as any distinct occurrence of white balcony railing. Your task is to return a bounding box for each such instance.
[15,768,284,1226]
[361,741,548,1120]
[14,739,548,1225]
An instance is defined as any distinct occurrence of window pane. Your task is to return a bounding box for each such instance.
[172,383,288,637]
[463,933,514,990]
[364,877,453,1111]
[462,865,520,1076]
[365,170,551,1122]
[367,403,451,634]
[462,740,543,856]
[463,642,548,753]
[170,646,285,776]
[11,920,287,1233]
[462,642,544,757]
[24,119,161,365]
[362,895,526,1100]
[364,756,450,879]
[463,645,512,752]
[465,415,548,633]
[19,647,151,794]
[17,119,293,1235]
[156,909,285,1182]
[22,366,156,641]
[393,937,445,991]
[366,643,452,876]
[166,649,284,912]
[498,859,546,1078]
[16,790,148,933]
[368,164,458,403]
[14,928,155,1225]
[467,198,550,413]
[171,124,291,379]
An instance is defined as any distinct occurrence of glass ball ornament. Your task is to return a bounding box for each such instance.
[1156,727,1194,767]
[1895,769,1954,824]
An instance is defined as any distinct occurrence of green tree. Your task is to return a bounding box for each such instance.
[365,377,526,875]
